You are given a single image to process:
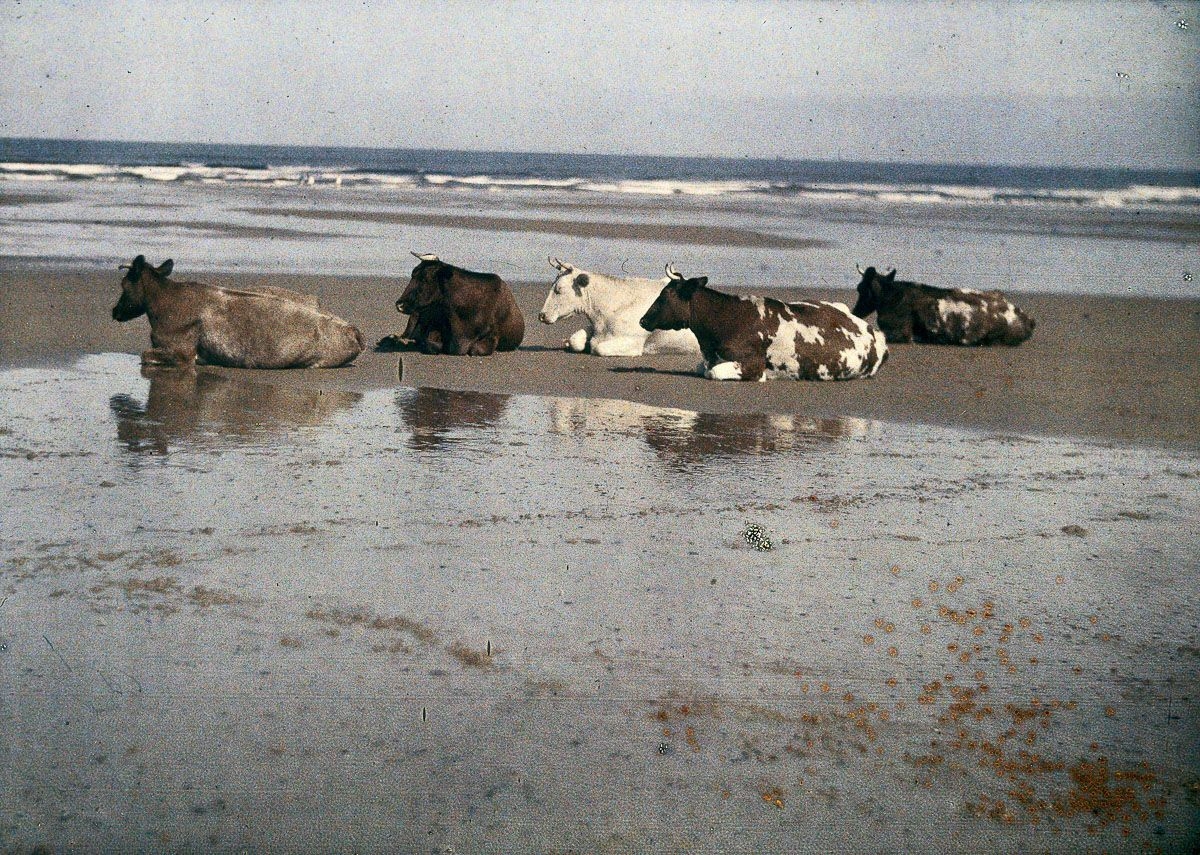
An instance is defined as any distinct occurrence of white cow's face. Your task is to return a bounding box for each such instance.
[538,269,590,324]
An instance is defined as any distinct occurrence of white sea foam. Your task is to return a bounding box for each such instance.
[1,161,1196,210]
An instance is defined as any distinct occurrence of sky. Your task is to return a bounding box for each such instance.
[0,0,1196,169]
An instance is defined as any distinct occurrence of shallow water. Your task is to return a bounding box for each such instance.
[0,354,1198,852]
[3,180,1197,297]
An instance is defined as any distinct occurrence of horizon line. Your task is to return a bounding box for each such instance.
[2,134,1196,176]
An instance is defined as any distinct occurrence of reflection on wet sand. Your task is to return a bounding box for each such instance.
[397,387,511,452]
[548,396,877,467]
[109,368,361,454]
[645,412,878,468]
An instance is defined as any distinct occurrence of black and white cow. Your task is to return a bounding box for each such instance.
[851,266,1035,346]
[639,264,888,382]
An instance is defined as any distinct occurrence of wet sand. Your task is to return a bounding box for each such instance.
[238,207,834,249]
[0,358,1197,852]
[1,265,1196,447]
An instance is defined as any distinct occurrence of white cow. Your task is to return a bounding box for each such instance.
[538,259,700,357]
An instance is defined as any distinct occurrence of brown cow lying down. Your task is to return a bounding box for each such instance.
[640,264,888,382]
[393,253,524,355]
[112,255,365,368]
[852,266,1035,346]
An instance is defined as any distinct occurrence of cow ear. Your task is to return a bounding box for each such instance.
[128,255,145,277]
[156,259,174,277]
[574,273,589,288]
[884,270,896,283]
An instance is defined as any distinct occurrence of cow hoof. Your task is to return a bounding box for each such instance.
[375,335,408,352]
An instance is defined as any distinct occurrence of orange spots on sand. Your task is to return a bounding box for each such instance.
[875,618,887,629]
[819,682,830,693]
[890,565,901,575]
[1105,707,1116,718]
[1089,615,1099,625]
[761,788,785,809]
[929,580,940,592]
[885,677,898,688]
[912,597,923,608]
[1055,575,1065,585]
[1019,617,1031,629]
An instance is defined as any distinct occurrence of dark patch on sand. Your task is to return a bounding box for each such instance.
[0,192,63,206]
[240,207,830,249]
[305,605,439,644]
[17,217,336,240]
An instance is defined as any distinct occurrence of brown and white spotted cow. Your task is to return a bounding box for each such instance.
[852,266,1035,346]
[639,264,888,382]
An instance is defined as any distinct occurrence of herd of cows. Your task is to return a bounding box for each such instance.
[111,252,1036,381]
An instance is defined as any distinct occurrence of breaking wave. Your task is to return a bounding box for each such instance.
[2,160,1198,211]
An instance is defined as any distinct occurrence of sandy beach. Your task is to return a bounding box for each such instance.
[2,265,1196,447]
[0,177,1198,854]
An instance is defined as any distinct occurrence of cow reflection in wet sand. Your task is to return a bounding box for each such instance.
[547,397,875,468]
[397,387,511,452]
[109,369,361,455]
[644,412,877,467]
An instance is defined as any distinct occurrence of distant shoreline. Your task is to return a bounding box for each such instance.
[2,264,1196,449]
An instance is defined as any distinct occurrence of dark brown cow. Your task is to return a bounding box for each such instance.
[395,253,524,355]
[852,266,1035,346]
[112,255,365,368]
[639,264,888,382]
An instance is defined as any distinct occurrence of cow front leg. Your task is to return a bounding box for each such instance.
[705,361,744,381]
[565,329,589,352]
[140,346,196,368]
[590,336,647,357]
[467,337,498,356]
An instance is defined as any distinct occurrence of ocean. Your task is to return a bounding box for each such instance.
[2,137,1198,296]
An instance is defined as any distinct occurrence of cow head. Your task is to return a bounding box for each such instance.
[639,263,707,331]
[851,265,895,318]
[113,255,173,321]
[397,252,449,314]
[539,257,591,324]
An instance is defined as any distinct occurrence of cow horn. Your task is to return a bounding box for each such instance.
[411,251,440,262]
[665,262,683,280]
[118,264,132,271]
[549,257,570,271]
[855,263,864,275]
